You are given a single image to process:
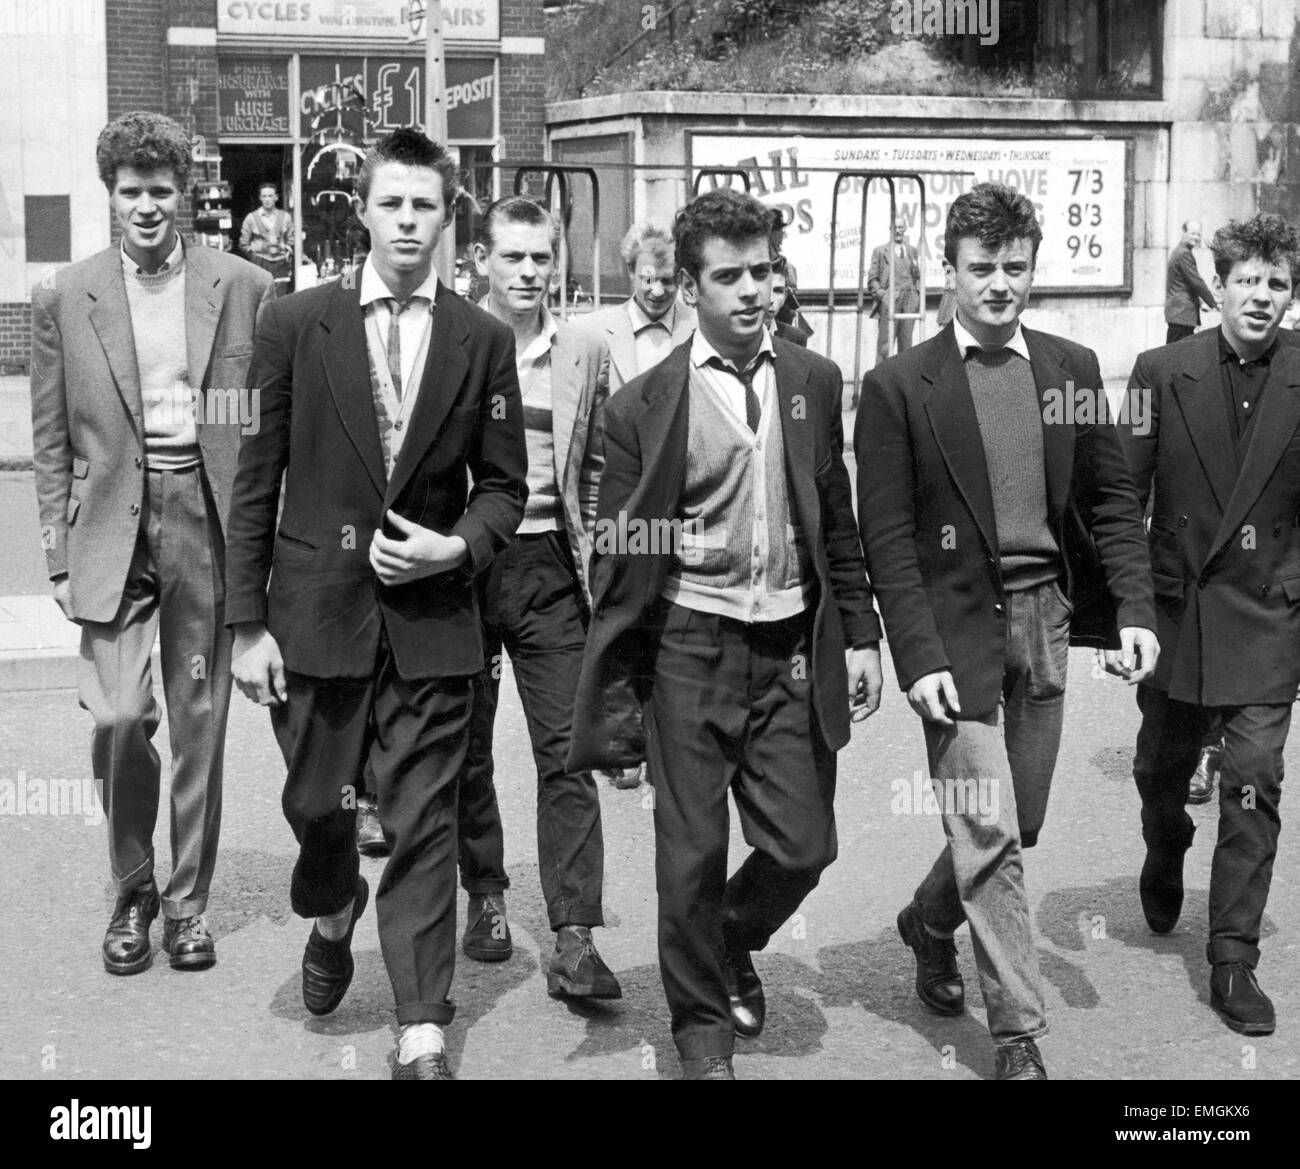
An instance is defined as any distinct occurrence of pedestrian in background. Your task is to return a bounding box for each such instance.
[1165,220,1218,344]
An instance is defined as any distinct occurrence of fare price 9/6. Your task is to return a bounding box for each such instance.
[1067,167,1105,261]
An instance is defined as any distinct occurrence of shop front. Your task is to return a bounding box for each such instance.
[214,0,501,293]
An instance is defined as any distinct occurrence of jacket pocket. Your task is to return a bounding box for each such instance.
[276,529,318,552]
[1151,571,1184,601]
[1281,576,1300,603]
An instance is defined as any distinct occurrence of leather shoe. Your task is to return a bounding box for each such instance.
[1140,823,1195,934]
[1187,744,1220,805]
[547,926,622,999]
[356,797,391,858]
[393,1052,454,1080]
[995,1039,1047,1080]
[301,876,369,1016]
[599,764,643,790]
[103,880,160,976]
[681,1055,735,1080]
[1210,960,1275,1035]
[897,903,964,1015]
[462,893,512,961]
[724,945,765,1038]
[161,914,216,971]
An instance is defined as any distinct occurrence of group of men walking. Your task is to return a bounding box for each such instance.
[30,110,1300,1080]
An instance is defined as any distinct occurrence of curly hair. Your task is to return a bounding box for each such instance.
[1210,213,1300,286]
[619,221,674,270]
[944,181,1043,267]
[96,112,193,191]
[674,188,772,280]
[476,195,559,254]
[357,127,461,213]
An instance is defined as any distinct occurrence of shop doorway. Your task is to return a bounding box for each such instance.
[222,143,296,292]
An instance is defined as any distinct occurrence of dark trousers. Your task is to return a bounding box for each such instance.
[78,466,230,918]
[1166,323,1196,344]
[271,649,470,1026]
[876,306,916,364]
[457,530,604,929]
[647,602,837,1061]
[1133,686,1289,967]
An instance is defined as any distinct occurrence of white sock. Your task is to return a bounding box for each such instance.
[316,899,353,942]
[398,1022,446,1064]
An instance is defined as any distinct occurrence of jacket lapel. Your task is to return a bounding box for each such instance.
[85,249,143,434]
[1209,339,1300,562]
[386,284,468,507]
[1171,330,1238,516]
[922,326,999,556]
[1025,328,1074,523]
[606,310,638,389]
[183,244,222,391]
[632,345,690,525]
[775,347,817,537]
[320,279,387,499]
[550,327,583,492]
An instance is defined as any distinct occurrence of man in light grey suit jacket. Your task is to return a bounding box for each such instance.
[452,196,622,1000]
[576,221,696,393]
[30,112,271,976]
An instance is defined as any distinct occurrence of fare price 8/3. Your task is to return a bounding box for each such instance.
[1066,167,1105,262]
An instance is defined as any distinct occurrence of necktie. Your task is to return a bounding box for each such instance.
[711,355,764,433]
[387,298,407,399]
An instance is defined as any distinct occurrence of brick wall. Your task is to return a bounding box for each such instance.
[500,0,546,164]
[105,0,166,120]
[0,303,33,375]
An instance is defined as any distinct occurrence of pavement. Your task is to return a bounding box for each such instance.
[2,374,1297,1082]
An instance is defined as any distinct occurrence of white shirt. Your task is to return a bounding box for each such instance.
[120,233,184,275]
[688,328,776,436]
[953,313,1031,362]
[359,256,438,397]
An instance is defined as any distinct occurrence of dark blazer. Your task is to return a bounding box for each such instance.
[855,323,1156,719]
[1165,240,1217,327]
[567,337,881,770]
[224,277,528,681]
[30,244,272,622]
[1120,328,1300,706]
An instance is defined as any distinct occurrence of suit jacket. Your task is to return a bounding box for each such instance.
[774,319,810,347]
[549,321,610,600]
[855,323,1156,719]
[574,298,696,392]
[867,242,921,319]
[224,277,528,681]
[30,243,273,622]
[1165,241,1217,327]
[1120,328,1300,705]
[567,337,881,770]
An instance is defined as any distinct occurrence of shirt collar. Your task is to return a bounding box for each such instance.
[691,326,775,373]
[359,255,438,309]
[952,313,1031,362]
[518,304,559,365]
[120,233,184,276]
[627,297,676,334]
[1218,327,1276,367]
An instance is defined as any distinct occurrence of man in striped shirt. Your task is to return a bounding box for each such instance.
[456,196,621,1000]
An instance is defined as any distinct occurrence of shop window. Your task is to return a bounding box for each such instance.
[947,0,1163,99]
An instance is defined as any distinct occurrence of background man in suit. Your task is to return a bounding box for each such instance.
[226,129,527,1080]
[767,258,808,347]
[30,112,271,977]
[856,182,1157,1079]
[569,188,883,1079]
[577,221,696,394]
[575,220,695,790]
[1166,220,1219,344]
[1120,214,1300,1038]
[868,221,922,365]
[452,197,620,1000]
